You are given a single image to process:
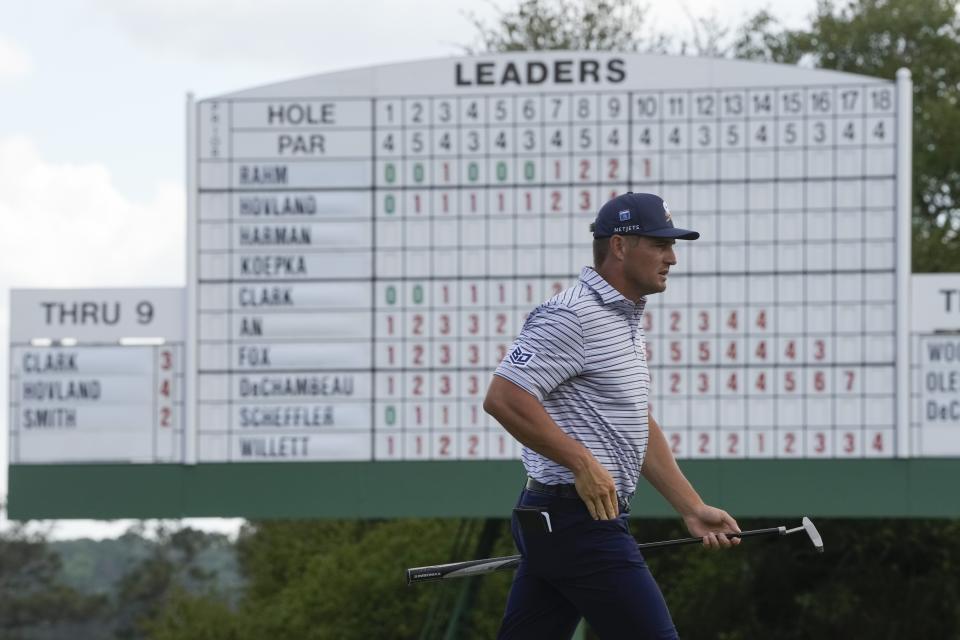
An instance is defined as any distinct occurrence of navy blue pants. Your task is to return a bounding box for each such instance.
[497,489,678,640]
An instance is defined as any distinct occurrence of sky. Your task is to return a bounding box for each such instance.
[0,0,816,539]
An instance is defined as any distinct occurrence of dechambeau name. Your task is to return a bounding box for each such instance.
[239,375,355,397]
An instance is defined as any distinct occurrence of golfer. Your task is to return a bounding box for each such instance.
[485,192,741,639]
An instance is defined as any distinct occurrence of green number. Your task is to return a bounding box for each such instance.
[468,162,479,182]
[413,163,424,183]
[386,286,396,305]
[412,284,424,304]
[496,161,507,182]
[524,160,535,181]
[385,163,396,184]
[385,406,396,425]
[384,194,395,214]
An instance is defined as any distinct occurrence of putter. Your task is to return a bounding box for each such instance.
[406,517,823,585]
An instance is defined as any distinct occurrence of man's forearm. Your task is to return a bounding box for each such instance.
[484,375,593,473]
[640,415,704,516]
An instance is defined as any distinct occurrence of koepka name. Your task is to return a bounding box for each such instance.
[455,58,625,86]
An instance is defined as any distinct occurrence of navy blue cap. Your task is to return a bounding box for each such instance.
[590,192,699,240]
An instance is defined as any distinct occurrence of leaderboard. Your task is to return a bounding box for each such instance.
[192,53,910,462]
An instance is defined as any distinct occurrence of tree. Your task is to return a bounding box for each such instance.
[731,0,960,271]
[0,520,106,637]
[464,0,670,53]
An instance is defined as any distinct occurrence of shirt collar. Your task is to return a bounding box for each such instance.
[579,266,647,312]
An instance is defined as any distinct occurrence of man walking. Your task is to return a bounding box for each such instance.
[485,192,741,639]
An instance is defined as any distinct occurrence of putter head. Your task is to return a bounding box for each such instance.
[802,517,824,553]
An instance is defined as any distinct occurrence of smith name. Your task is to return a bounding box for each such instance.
[455,58,625,86]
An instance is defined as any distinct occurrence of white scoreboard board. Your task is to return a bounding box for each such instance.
[188,53,915,463]
[8,288,185,463]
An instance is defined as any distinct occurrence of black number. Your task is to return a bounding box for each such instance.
[577,97,591,119]
[843,122,856,140]
[438,132,451,151]
[726,124,740,145]
[697,94,714,116]
[494,131,508,149]
[438,101,451,122]
[752,93,772,113]
[607,128,620,147]
[550,129,563,148]
[668,127,681,145]
[811,91,831,113]
[841,89,859,111]
[638,127,652,146]
[698,125,711,146]
[495,100,507,121]
[136,301,154,324]
[784,122,797,144]
[411,102,423,123]
[872,120,886,140]
[522,99,536,120]
[578,128,592,149]
[668,96,684,117]
[411,132,423,153]
[755,124,768,143]
[607,97,622,118]
[551,98,563,118]
[871,89,892,111]
[725,94,743,115]
[782,92,802,113]
[637,97,657,117]
[523,130,535,150]
[466,101,479,120]
[382,133,394,152]
[468,131,480,151]
[813,122,827,143]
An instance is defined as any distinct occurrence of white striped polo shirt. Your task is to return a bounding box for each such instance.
[494,266,650,497]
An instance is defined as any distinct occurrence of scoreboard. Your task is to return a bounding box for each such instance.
[190,52,912,463]
[8,289,184,464]
[15,53,960,521]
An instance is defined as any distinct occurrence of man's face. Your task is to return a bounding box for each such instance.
[619,235,678,296]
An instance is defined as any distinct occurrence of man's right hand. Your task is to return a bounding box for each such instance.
[573,457,619,520]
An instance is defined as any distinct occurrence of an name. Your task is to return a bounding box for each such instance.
[455,58,625,86]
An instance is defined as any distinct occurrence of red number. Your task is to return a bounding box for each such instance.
[442,285,450,304]
[415,405,423,424]
[784,433,796,454]
[524,191,533,211]
[387,376,395,394]
[756,310,767,329]
[845,370,856,391]
[439,345,451,365]
[496,313,507,334]
[784,371,796,392]
[727,311,738,330]
[755,341,767,360]
[755,372,767,392]
[414,194,422,213]
[469,435,479,456]
[872,433,884,452]
[784,340,797,360]
[670,311,681,332]
[498,284,507,303]
[499,435,507,455]
[386,315,395,335]
[470,405,479,424]
[387,436,395,456]
[159,380,170,397]
[497,191,505,212]
[468,314,479,335]
[814,433,826,454]
[670,434,681,455]
[844,433,855,454]
[526,284,534,302]
[442,162,450,182]
[439,375,451,395]
[578,190,590,211]
[726,341,737,361]
[469,284,478,304]
[469,192,477,212]
[757,433,766,453]
[699,434,710,454]
[670,373,681,394]
[608,158,619,179]
[160,407,171,427]
[441,405,450,425]
[468,345,479,365]
[551,190,562,211]
[387,345,395,365]
[698,311,710,332]
[468,375,479,395]
[698,341,710,362]
[726,373,738,392]
[579,159,590,180]
[814,339,826,360]
[814,371,826,392]
[727,433,739,455]
[412,314,424,335]
[441,192,450,213]
[643,158,651,177]
[412,375,423,396]
[670,341,682,362]
[439,314,450,335]
[413,345,424,366]
[160,350,172,370]
[697,373,709,393]
[554,160,562,179]
[439,435,451,456]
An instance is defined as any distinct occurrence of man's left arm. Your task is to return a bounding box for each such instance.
[640,414,742,549]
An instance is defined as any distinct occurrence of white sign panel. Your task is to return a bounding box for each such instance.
[910,273,960,455]
[8,289,185,464]
[190,53,912,462]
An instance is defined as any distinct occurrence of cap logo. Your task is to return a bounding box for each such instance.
[618,209,631,222]
[508,346,534,366]
[663,201,672,222]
